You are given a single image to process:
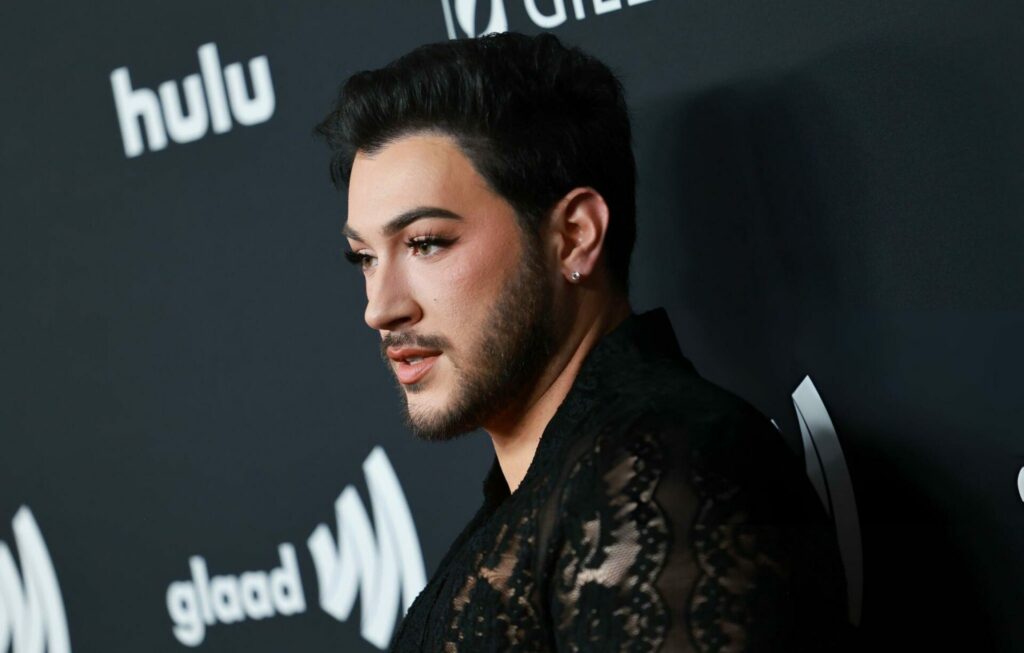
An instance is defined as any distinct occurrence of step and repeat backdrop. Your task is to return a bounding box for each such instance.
[1,1,1021,650]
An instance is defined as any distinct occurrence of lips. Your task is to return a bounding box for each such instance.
[386,346,442,385]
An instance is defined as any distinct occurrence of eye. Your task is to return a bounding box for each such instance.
[344,249,377,271]
[406,236,454,257]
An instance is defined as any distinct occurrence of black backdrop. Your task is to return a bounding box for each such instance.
[1,1,1021,650]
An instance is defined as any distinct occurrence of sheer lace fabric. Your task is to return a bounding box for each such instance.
[391,310,849,652]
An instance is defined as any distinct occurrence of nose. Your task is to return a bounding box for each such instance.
[363,260,421,333]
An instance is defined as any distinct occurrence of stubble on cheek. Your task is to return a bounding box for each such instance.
[427,246,506,373]
[395,213,551,441]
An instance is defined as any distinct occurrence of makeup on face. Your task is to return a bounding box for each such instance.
[345,133,533,432]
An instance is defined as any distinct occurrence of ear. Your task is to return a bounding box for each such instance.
[550,187,610,284]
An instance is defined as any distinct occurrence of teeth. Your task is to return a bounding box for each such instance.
[406,356,423,364]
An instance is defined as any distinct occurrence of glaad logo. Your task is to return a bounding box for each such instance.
[0,507,71,653]
[441,0,655,39]
[791,376,863,626]
[166,545,305,647]
[308,447,426,649]
[166,447,426,650]
[110,42,275,159]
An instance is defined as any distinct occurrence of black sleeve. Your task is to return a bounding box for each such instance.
[547,411,852,652]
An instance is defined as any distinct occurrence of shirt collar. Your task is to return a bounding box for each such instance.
[481,308,691,505]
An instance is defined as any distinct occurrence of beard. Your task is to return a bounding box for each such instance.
[381,232,559,441]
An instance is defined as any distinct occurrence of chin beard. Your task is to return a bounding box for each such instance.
[400,236,559,442]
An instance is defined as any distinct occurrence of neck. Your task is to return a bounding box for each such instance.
[484,295,632,493]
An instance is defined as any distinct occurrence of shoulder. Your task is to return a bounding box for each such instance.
[560,365,827,529]
[544,354,851,647]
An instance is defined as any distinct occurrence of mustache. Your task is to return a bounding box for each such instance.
[380,332,452,358]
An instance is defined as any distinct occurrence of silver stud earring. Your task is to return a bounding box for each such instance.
[570,271,582,282]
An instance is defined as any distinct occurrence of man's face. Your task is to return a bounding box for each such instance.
[344,132,558,440]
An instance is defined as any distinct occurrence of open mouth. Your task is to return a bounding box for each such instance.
[386,347,442,385]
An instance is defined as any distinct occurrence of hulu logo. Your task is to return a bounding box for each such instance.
[110,42,275,158]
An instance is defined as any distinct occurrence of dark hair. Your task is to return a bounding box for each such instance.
[315,32,636,291]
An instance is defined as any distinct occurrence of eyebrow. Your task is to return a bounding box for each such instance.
[342,206,463,242]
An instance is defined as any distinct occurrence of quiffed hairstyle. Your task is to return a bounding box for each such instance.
[315,32,636,290]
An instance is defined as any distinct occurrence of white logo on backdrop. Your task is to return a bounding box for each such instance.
[308,447,426,649]
[0,507,70,653]
[441,0,655,39]
[166,446,425,650]
[111,42,275,158]
[166,545,306,647]
[791,376,863,626]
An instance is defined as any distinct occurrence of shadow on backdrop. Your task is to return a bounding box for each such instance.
[646,31,1023,649]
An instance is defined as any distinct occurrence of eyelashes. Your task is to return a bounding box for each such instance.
[404,234,456,256]
[343,234,458,269]
[343,250,371,266]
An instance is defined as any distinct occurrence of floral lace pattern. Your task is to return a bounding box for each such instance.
[552,430,669,652]
[687,466,789,652]
[389,310,849,652]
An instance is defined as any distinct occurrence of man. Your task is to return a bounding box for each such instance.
[317,32,850,652]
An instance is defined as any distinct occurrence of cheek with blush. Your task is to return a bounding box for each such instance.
[433,256,485,316]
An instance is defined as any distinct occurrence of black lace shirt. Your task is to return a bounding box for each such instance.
[392,309,850,652]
